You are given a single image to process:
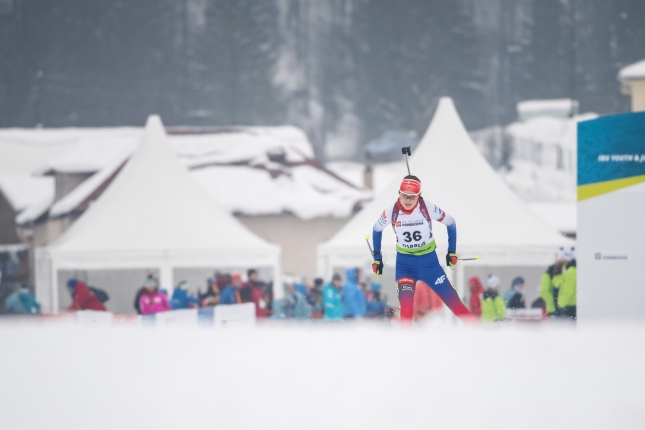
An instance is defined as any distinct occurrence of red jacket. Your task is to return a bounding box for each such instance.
[241,282,269,318]
[468,277,484,318]
[69,282,106,311]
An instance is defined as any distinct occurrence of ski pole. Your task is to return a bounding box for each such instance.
[364,235,380,280]
[401,146,412,175]
[458,255,480,261]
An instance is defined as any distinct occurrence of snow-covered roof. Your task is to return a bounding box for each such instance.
[506,113,596,151]
[516,99,578,121]
[8,125,369,223]
[618,59,645,81]
[20,125,313,176]
[0,134,76,176]
[0,175,54,223]
[0,128,141,175]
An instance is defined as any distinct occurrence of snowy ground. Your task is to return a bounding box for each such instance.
[0,319,643,429]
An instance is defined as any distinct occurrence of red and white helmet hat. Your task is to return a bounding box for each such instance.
[399,178,421,195]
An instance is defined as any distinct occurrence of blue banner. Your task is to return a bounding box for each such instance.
[578,111,645,200]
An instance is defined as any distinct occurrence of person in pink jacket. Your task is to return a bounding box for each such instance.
[139,276,171,315]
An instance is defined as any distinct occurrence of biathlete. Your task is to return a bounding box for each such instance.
[371,175,474,322]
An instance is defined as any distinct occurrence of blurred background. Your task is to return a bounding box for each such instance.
[0,0,643,320]
[2,2,645,428]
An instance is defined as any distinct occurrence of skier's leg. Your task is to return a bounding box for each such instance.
[395,259,417,322]
[420,255,474,322]
[397,276,416,321]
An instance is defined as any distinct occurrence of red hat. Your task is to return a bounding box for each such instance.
[399,178,421,195]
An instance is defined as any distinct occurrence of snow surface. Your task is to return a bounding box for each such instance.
[0,321,643,430]
[618,58,645,81]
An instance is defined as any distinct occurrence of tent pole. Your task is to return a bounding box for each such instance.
[272,257,283,300]
[51,262,59,315]
[160,264,174,301]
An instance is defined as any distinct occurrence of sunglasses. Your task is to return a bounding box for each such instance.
[399,192,419,201]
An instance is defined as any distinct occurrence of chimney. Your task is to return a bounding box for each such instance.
[363,151,373,190]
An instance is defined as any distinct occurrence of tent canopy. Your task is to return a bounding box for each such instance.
[39,116,281,312]
[318,98,572,293]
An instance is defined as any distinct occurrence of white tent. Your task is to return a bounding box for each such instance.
[36,116,281,312]
[317,98,573,298]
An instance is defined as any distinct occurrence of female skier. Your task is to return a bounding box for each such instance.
[371,175,474,322]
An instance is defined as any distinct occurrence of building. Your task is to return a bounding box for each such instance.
[619,59,645,112]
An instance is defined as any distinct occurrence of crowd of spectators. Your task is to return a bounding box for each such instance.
[4,246,576,324]
[270,268,393,321]
[466,246,577,323]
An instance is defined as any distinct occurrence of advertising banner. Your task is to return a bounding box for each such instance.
[578,112,645,320]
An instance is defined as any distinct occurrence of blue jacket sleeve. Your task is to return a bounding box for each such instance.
[446,222,457,253]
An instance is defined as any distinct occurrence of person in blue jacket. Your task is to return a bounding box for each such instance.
[322,273,344,320]
[170,281,200,310]
[343,268,366,318]
[4,285,41,314]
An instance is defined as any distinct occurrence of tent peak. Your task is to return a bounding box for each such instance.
[144,115,165,132]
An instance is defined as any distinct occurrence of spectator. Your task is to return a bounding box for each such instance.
[307,278,324,317]
[293,281,308,298]
[215,273,229,293]
[271,282,295,319]
[323,273,344,320]
[468,276,484,318]
[4,284,40,314]
[558,247,577,321]
[343,268,366,318]
[134,274,157,314]
[240,269,269,318]
[293,283,312,319]
[540,247,568,318]
[503,277,526,309]
[220,273,242,305]
[480,275,506,322]
[170,281,200,310]
[139,276,171,315]
[200,278,221,307]
[133,287,146,314]
[67,279,106,311]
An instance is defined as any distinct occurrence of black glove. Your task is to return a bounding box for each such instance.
[446,252,458,270]
[372,253,384,276]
